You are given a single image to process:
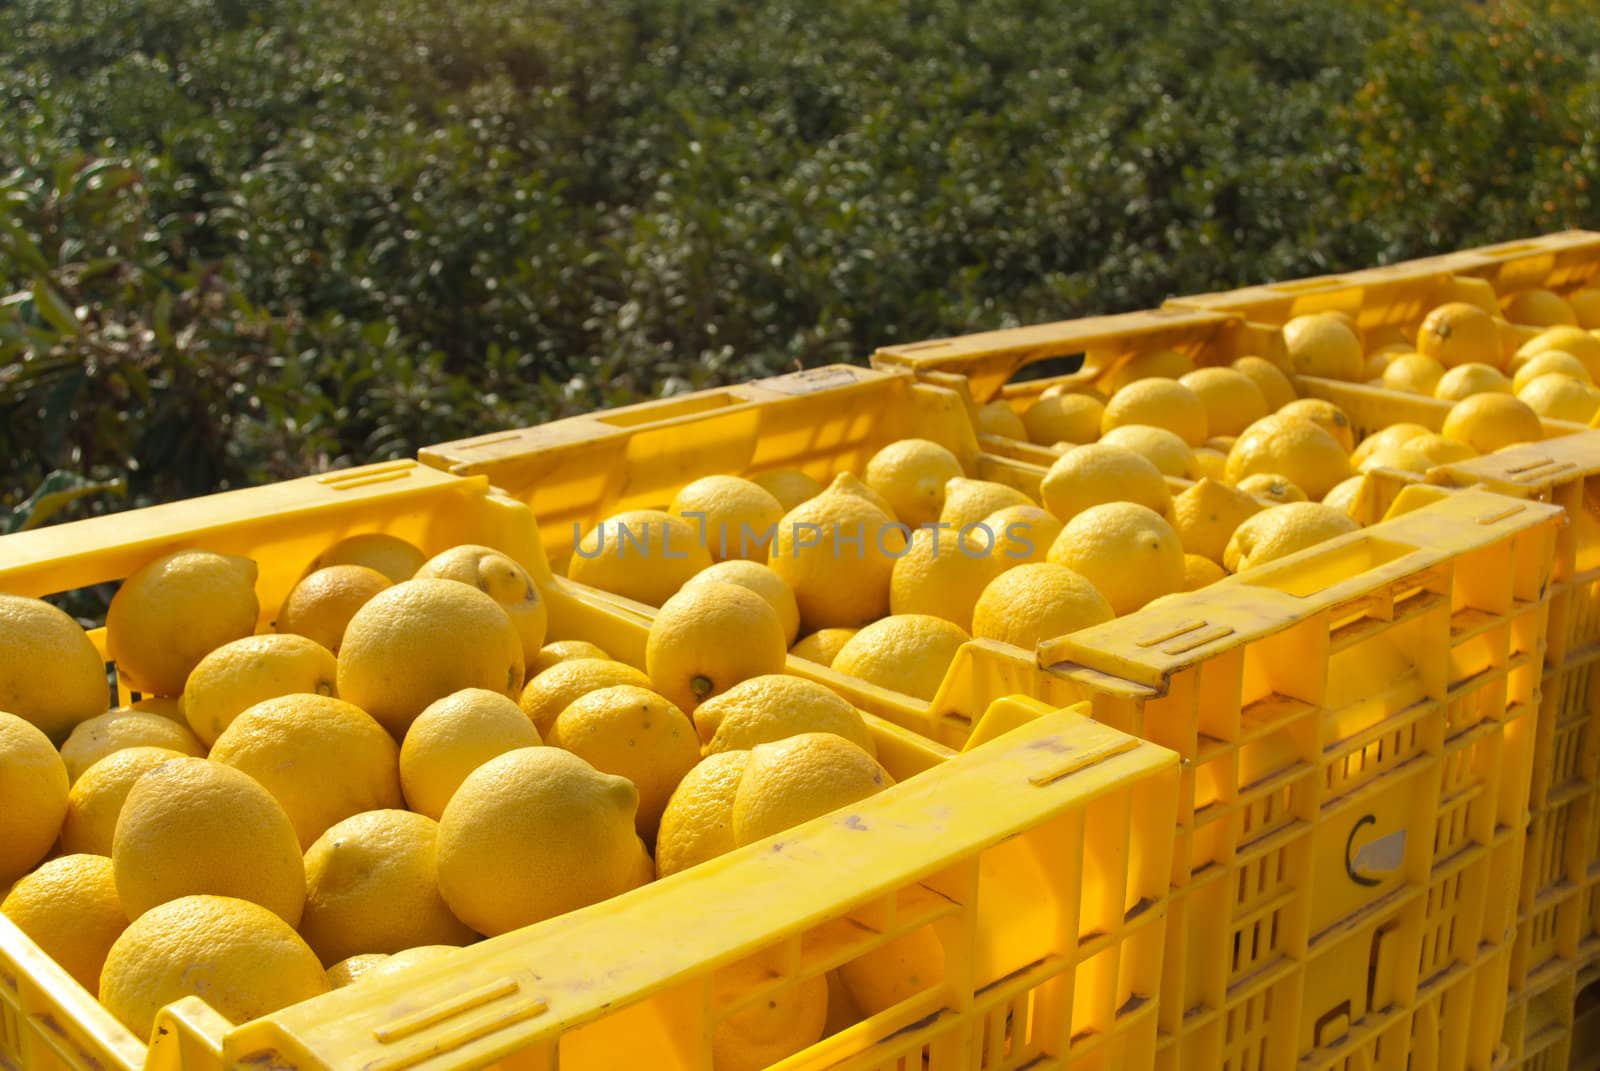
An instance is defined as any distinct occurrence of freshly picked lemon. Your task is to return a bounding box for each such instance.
[416,545,549,666]
[107,550,259,697]
[0,594,110,742]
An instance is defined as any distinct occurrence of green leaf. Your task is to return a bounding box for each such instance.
[32,278,80,336]
[3,471,127,534]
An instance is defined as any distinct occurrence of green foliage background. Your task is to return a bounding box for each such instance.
[4,0,1599,524]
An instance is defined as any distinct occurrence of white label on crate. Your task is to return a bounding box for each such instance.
[1346,818,1406,886]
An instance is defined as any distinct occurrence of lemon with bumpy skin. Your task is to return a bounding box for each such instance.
[1277,398,1355,453]
[1224,503,1359,573]
[1237,473,1307,504]
[750,469,824,512]
[361,944,458,981]
[1322,475,1367,517]
[1418,302,1502,369]
[888,526,1006,633]
[938,477,1035,531]
[1022,394,1104,446]
[712,958,829,1071]
[1503,288,1576,327]
[568,509,713,606]
[1,854,127,992]
[1183,554,1227,589]
[1570,289,1600,329]
[550,685,700,841]
[1226,415,1352,501]
[113,757,305,924]
[829,472,897,518]
[436,747,640,935]
[527,640,609,675]
[831,615,969,702]
[769,481,901,632]
[299,810,476,966]
[684,560,800,647]
[338,579,525,740]
[838,928,945,1016]
[400,688,540,820]
[971,563,1113,649]
[275,565,390,654]
[1393,433,1476,471]
[1351,423,1431,468]
[519,658,652,736]
[327,953,389,989]
[1382,353,1447,395]
[99,895,328,1041]
[976,400,1028,440]
[1442,394,1543,455]
[1512,351,1593,393]
[0,713,69,885]
[60,709,203,781]
[308,533,425,584]
[1101,379,1208,445]
[647,582,788,713]
[1171,479,1263,565]
[1100,424,1195,477]
[1513,326,1600,380]
[1103,348,1194,393]
[732,732,893,846]
[0,594,110,743]
[1180,367,1269,437]
[107,550,259,698]
[59,746,188,857]
[984,504,1062,566]
[669,476,787,562]
[182,634,337,747]
[696,675,875,757]
[655,751,750,877]
[416,545,549,667]
[1048,503,1185,616]
[1283,313,1363,381]
[789,629,857,666]
[1190,447,1228,481]
[864,439,964,528]
[1232,356,1298,410]
[1040,443,1170,523]
[1433,363,1512,402]
[1519,374,1600,423]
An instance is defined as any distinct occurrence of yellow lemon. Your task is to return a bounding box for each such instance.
[669,476,787,562]
[789,629,857,667]
[831,615,969,702]
[1568,288,1600,328]
[400,688,541,820]
[1351,423,1431,468]
[1513,350,1593,393]
[59,746,189,857]
[938,477,1035,530]
[1417,302,1503,369]
[519,658,651,736]
[361,944,458,981]
[1520,374,1600,422]
[307,533,425,584]
[1103,348,1195,393]
[1439,276,1499,316]
[684,560,801,647]
[769,482,901,631]
[749,469,824,512]
[829,472,897,518]
[655,751,751,878]
[1170,479,1263,565]
[1381,353,1447,395]
[1442,394,1544,455]
[1225,415,1352,501]
[527,639,610,675]
[182,634,337,747]
[128,696,184,723]
[0,713,68,884]
[338,578,525,739]
[1021,393,1104,446]
[0,595,109,743]
[327,953,389,989]
[1503,288,1577,327]
[1283,312,1363,381]
[1047,502,1185,616]
[1040,443,1170,523]
[568,509,713,606]
[113,757,305,924]
[1322,475,1368,517]
[711,958,829,1071]
[838,928,946,1016]
[274,565,390,654]
[99,895,328,1041]
[106,550,259,697]
[1276,398,1355,452]
[970,563,1113,649]
[2,854,127,992]
[1179,367,1270,437]
[1394,433,1476,471]
[436,747,640,935]
[1190,446,1228,481]
[1433,363,1511,401]
[1101,378,1208,445]
[1232,356,1298,410]
[975,400,1028,440]
[1365,324,1411,353]
[299,810,476,966]
[1364,350,1396,381]
[60,709,203,782]
[732,732,892,847]
[550,684,700,840]
[1513,325,1600,381]
[695,675,874,757]
[863,439,965,527]
[1100,424,1195,477]
[1224,503,1359,573]
[416,545,549,666]
[983,504,1063,566]
[1184,554,1227,589]
[888,526,1006,632]
[647,582,788,713]
[1237,473,1307,504]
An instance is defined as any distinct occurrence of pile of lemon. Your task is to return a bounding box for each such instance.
[0,534,905,1068]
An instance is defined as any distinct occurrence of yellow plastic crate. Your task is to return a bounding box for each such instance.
[0,459,1182,1071]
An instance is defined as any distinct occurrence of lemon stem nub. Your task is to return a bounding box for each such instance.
[691,675,714,699]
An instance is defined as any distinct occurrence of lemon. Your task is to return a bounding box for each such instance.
[654,751,750,877]
[983,504,1063,566]
[829,471,897,518]
[528,640,610,675]
[327,953,389,989]
[1393,433,1476,470]
[1178,367,1268,437]
[832,614,968,702]
[696,675,874,757]
[0,713,68,884]
[838,928,945,1016]
[1184,554,1227,589]
[107,551,260,697]
[113,757,305,924]
[1381,353,1447,395]
[1022,393,1104,446]
[299,809,476,966]
[1513,350,1593,393]
[863,439,964,527]
[1276,398,1355,452]
[647,582,788,713]
[360,944,458,981]
[1322,475,1368,516]
[129,696,185,723]
[1439,276,1500,316]
[339,578,525,739]
[1100,424,1195,477]
[308,533,426,584]
[0,595,109,743]
[669,476,787,562]
[1039,443,1170,523]
[975,400,1029,440]
[1190,447,1228,481]
[769,481,901,631]
[519,658,652,736]
[750,469,824,512]
[416,545,549,666]
[1513,326,1600,381]
[99,895,328,1041]
[399,688,540,820]
[1171,479,1263,564]
[1047,502,1185,616]
[1224,503,1359,573]
[1350,423,1431,468]
[550,684,700,840]
[1103,348,1195,393]
[1363,350,1396,381]
[274,565,390,654]
[789,628,857,667]
[1225,415,1352,501]
[711,958,829,1071]
[1232,356,1298,410]
[1503,288,1577,327]
[59,709,203,782]
[1283,313,1363,381]
[1417,302,1502,369]
[59,746,188,857]
[970,563,1113,649]
[568,509,713,606]
[1237,473,1307,504]
[888,526,1006,632]
[1,854,127,992]
[684,560,800,647]
[732,732,892,846]
[1442,394,1544,455]
[1520,374,1600,423]
[436,747,640,935]
[210,694,403,849]
[1101,378,1208,446]
[182,634,337,747]
[1569,288,1600,328]
[938,477,1035,530]
[1433,363,1511,402]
